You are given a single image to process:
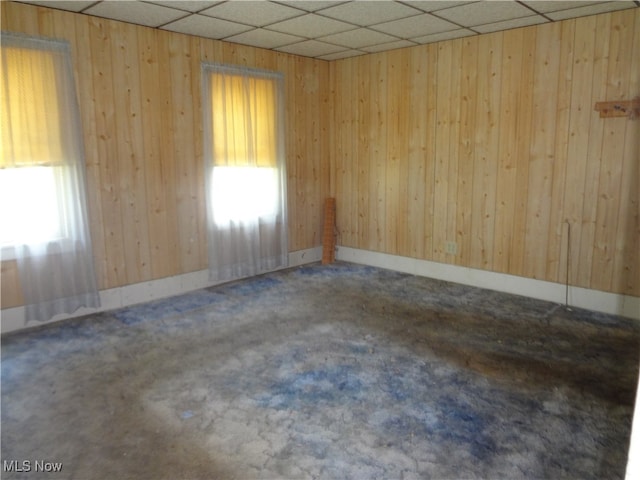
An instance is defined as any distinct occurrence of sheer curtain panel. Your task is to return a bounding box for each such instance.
[202,64,288,282]
[1,33,100,322]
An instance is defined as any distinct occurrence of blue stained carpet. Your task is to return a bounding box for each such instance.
[1,262,638,479]
[113,290,226,325]
[257,364,365,410]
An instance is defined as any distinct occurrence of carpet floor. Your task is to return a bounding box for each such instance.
[2,262,639,479]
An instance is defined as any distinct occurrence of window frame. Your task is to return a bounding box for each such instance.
[201,63,286,227]
[0,33,88,260]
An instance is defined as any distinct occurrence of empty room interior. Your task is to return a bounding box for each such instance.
[1,0,639,478]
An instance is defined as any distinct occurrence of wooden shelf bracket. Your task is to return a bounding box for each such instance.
[594,97,640,119]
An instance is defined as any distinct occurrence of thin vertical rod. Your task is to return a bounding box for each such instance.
[565,220,571,308]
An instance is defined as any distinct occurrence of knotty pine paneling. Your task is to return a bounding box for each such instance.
[0,1,330,308]
[2,2,637,310]
[330,8,639,296]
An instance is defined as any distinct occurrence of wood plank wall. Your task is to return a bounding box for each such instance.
[330,8,639,297]
[1,3,638,309]
[0,1,330,308]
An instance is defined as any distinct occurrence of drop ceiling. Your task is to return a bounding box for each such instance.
[15,0,640,60]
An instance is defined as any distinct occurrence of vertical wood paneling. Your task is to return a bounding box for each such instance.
[455,37,479,267]
[470,33,502,271]
[291,57,306,249]
[423,43,439,260]
[330,7,639,297]
[357,56,371,251]
[2,2,638,308]
[110,21,152,284]
[370,54,388,252]
[3,0,38,32]
[395,50,412,256]
[335,58,353,247]
[545,20,574,282]
[493,28,524,274]
[1,2,330,308]
[564,15,599,289]
[591,10,636,292]
[169,34,202,274]
[523,22,562,280]
[445,39,463,264]
[73,14,108,289]
[89,16,127,287]
[287,55,329,252]
[567,15,611,286]
[138,28,179,281]
[281,55,299,250]
[383,50,398,254]
[612,8,640,295]
[433,40,453,263]
[314,60,329,249]
[509,26,536,278]
[386,49,410,255]
[406,47,429,259]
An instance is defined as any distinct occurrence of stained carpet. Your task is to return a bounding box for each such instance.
[1,262,639,479]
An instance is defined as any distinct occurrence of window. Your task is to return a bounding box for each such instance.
[1,37,71,250]
[210,166,278,225]
[208,69,281,225]
[202,64,288,282]
[0,166,66,246]
[1,33,99,322]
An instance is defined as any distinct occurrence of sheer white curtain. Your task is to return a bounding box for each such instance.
[202,64,288,282]
[1,33,99,322]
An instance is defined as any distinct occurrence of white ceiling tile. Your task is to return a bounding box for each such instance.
[360,39,417,53]
[276,39,346,56]
[277,1,345,12]
[267,13,355,38]
[372,13,459,38]
[200,1,304,27]
[319,1,421,26]
[546,1,637,21]
[16,0,640,60]
[402,1,476,13]
[84,1,188,27]
[318,49,366,61]
[522,1,601,14]
[145,1,222,13]
[161,14,252,39]
[473,14,548,33]
[435,1,535,27]
[18,1,97,12]
[412,28,475,44]
[319,27,398,49]
[225,28,304,48]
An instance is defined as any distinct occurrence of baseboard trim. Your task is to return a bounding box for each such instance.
[4,244,636,333]
[0,247,323,334]
[336,246,640,321]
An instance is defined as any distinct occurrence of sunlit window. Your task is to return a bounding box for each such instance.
[1,33,100,321]
[0,167,65,246]
[206,68,281,226]
[1,42,71,252]
[210,166,278,225]
[202,63,287,281]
